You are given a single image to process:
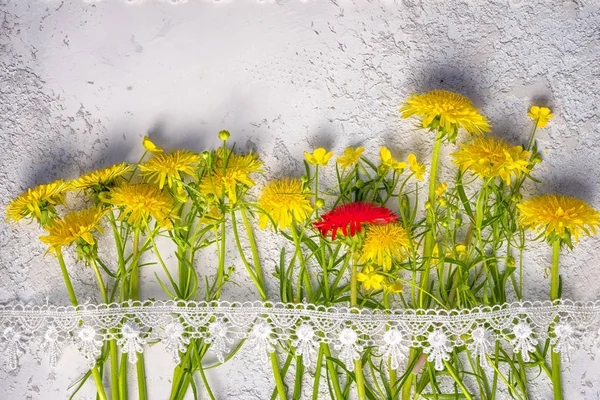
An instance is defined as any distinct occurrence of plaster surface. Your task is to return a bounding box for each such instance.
[1,0,600,398]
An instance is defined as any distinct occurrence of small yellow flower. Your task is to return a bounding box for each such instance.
[517,195,600,243]
[140,150,201,190]
[39,207,106,256]
[380,147,407,172]
[336,147,364,169]
[143,136,163,154]
[101,183,175,229]
[258,178,313,230]
[356,265,384,291]
[304,148,334,166]
[407,154,426,181]
[360,223,411,270]
[435,183,448,197]
[455,244,467,254]
[6,180,71,226]
[72,163,132,194]
[385,282,404,294]
[400,90,491,141]
[527,106,554,128]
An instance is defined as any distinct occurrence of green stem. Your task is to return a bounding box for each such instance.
[270,352,287,400]
[291,224,313,301]
[350,258,366,400]
[91,367,109,400]
[312,346,324,400]
[383,293,397,395]
[550,239,563,400]
[443,361,473,400]
[241,208,266,290]
[322,343,344,400]
[129,228,147,400]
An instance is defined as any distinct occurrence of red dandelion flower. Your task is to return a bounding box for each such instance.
[314,202,398,240]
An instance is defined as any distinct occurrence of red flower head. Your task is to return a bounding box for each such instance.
[314,202,398,240]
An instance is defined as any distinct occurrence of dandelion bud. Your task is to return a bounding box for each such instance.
[425,201,432,210]
[301,175,309,183]
[455,217,463,227]
[218,130,231,141]
[439,198,447,207]
[441,221,448,228]
[355,179,365,189]
[205,193,216,203]
[511,193,522,203]
[507,256,516,267]
[315,198,325,208]
[201,151,210,160]
[532,155,543,164]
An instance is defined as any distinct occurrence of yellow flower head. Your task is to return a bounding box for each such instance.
[380,147,407,172]
[451,137,531,185]
[140,150,201,190]
[39,207,106,256]
[72,163,132,194]
[360,223,411,270]
[258,178,313,230]
[199,149,264,203]
[101,183,175,229]
[6,180,71,226]
[304,148,334,166]
[527,106,554,128]
[407,154,426,181]
[143,136,163,154]
[356,265,384,291]
[455,244,467,254]
[337,147,364,169]
[400,90,491,142]
[517,195,600,243]
[435,183,448,197]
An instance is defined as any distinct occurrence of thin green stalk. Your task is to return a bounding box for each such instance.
[241,208,266,289]
[270,352,287,400]
[322,343,344,400]
[312,345,324,400]
[291,225,313,301]
[214,217,227,298]
[350,258,366,400]
[130,228,147,400]
[443,361,473,400]
[550,239,563,400]
[91,367,109,400]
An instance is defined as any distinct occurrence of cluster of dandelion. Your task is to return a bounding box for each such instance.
[6,90,600,400]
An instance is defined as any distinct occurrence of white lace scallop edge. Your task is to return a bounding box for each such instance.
[1,299,599,371]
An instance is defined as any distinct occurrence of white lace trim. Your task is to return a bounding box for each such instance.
[1,299,599,371]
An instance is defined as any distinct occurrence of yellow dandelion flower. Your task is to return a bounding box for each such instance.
[407,154,426,181]
[304,148,334,166]
[140,149,201,190]
[39,208,106,256]
[258,178,313,230]
[380,147,408,172]
[6,180,71,226]
[400,90,491,141]
[360,223,411,271]
[517,195,600,243]
[451,137,531,185]
[527,106,554,128]
[337,147,364,169]
[199,149,264,203]
[143,136,163,154]
[356,265,384,291]
[455,244,467,254]
[435,183,448,197]
[385,281,404,294]
[101,183,175,229]
[72,163,132,193]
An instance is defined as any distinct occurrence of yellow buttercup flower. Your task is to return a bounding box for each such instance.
[360,223,410,271]
[337,147,364,169]
[517,195,600,243]
[356,265,384,291]
[400,90,491,141]
[435,183,448,197]
[199,149,264,203]
[527,106,554,128]
[455,244,467,254]
[39,207,106,256]
[407,154,426,181]
[101,183,175,229]
[143,136,163,154]
[72,163,132,194]
[304,148,334,166]
[140,150,201,190]
[380,147,407,172]
[451,137,531,185]
[258,178,313,230]
[6,180,71,226]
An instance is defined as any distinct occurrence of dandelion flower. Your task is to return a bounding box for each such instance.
[140,149,201,190]
[72,163,132,193]
[356,265,384,291]
[143,136,163,154]
[199,149,264,203]
[380,147,407,172]
[314,202,397,240]
[6,180,71,226]
[39,208,106,256]
[304,148,334,166]
[451,137,531,185]
[102,183,175,229]
[435,183,448,197]
[400,90,491,140]
[518,195,600,243]
[258,178,313,230]
[360,223,410,270]
[527,106,554,128]
[407,154,426,181]
[337,147,364,169]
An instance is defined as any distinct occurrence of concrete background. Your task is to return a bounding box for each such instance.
[1,0,600,398]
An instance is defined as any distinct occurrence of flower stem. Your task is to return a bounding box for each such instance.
[130,228,147,400]
[270,352,287,400]
[550,239,563,400]
[350,258,366,400]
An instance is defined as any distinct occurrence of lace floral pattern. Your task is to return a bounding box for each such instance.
[1,299,599,371]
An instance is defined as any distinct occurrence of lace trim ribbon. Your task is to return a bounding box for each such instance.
[1,299,599,371]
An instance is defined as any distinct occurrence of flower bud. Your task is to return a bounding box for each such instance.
[315,198,325,208]
[202,151,210,160]
[205,193,216,203]
[301,175,309,183]
[507,256,516,267]
[355,179,365,189]
[218,130,231,141]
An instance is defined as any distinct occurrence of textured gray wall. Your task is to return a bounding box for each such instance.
[1,0,600,398]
